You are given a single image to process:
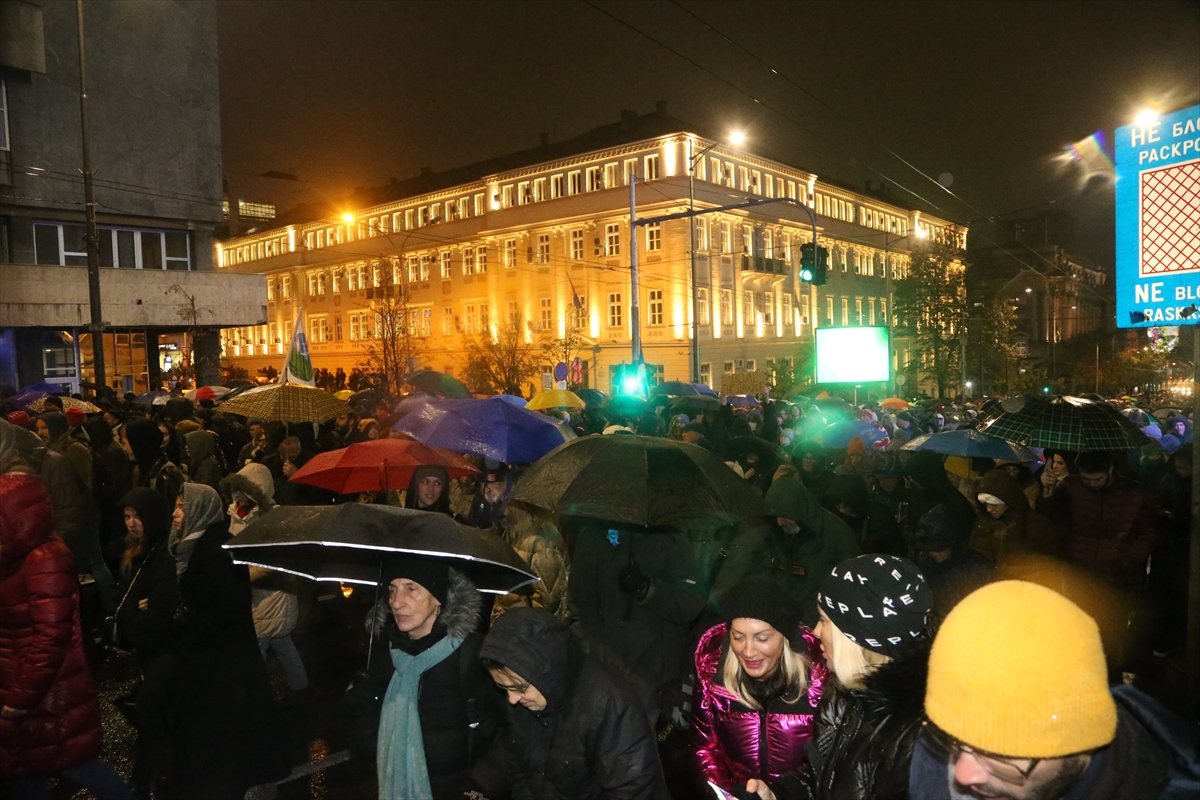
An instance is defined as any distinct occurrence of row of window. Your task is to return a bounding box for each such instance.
[33,221,192,270]
[822,295,889,327]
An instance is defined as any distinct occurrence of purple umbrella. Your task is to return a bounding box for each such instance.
[393,396,576,463]
[11,383,67,408]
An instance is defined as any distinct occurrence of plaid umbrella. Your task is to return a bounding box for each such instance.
[26,396,100,414]
[216,382,352,423]
[977,395,1151,452]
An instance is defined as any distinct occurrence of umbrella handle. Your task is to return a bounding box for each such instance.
[380,458,389,496]
[366,559,383,672]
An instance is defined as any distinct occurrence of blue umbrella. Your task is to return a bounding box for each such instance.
[817,420,887,449]
[901,430,1036,461]
[693,383,719,398]
[11,383,66,408]
[492,394,528,408]
[393,396,576,463]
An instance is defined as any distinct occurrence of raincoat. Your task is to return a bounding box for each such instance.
[183,429,224,493]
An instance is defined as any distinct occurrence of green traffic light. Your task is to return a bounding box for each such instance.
[1043,385,1050,393]
[622,374,643,394]
[800,268,814,282]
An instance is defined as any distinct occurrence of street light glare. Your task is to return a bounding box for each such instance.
[913,227,928,239]
[341,213,354,223]
[1134,108,1159,127]
[729,131,746,146]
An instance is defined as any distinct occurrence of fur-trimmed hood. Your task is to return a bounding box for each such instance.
[222,462,275,510]
[366,565,481,641]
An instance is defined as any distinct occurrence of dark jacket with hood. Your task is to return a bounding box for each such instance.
[717,474,859,625]
[908,685,1200,800]
[905,452,975,547]
[969,469,1058,578]
[125,418,186,506]
[184,429,224,494]
[774,640,932,800]
[826,475,906,557]
[114,488,180,667]
[356,568,502,799]
[479,607,671,800]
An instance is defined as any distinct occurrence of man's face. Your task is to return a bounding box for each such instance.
[35,418,50,443]
[1078,468,1112,491]
[1175,457,1193,479]
[952,750,1090,800]
[1175,420,1187,436]
[249,423,264,440]
[776,516,801,535]
[848,452,864,467]
[489,667,548,712]
[984,502,1008,519]
[483,480,505,504]
[801,455,817,473]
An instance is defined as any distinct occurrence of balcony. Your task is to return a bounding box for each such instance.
[740,255,788,275]
[0,264,267,329]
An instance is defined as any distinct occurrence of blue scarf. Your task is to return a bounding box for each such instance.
[377,633,464,800]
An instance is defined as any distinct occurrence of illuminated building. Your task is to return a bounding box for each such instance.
[217,107,965,392]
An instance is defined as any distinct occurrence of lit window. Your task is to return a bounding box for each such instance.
[443,307,453,335]
[826,296,833,325]
[418,256,430,282]
[570,230,584,260]
[720,221,730,254]
[508,300,519,326]
[586,166,603,192]
[504,239,517,268]
[720,290,732,325]
[648,290,663,326]
[643,154,660,181]
[841,297,849,326]
[605,224,620,257]
[465,305,476,334]
[624,158,638,184]
[698,288,710,325]
[281,275,291,299]
[476,246,487,273]
[696,218,709,251]
[266,279,275,301]
[645,223,661,252]
[463,248,475,275]
[608,293,622,328]
[539,298,552,330]
[782,294,792,326]
[604,163,620,188]
[441,251,452,279]
[536,234,550,264]
[550,175,564,199]
[533,178,546,202]
[501,186,514,208]
[479,304,489,332]
[518,181,531,205]
[331,268,342,293]
[568,171,582,195]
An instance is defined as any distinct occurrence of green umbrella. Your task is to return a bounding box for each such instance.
[976,395,1151,452]
[401,369,471,399]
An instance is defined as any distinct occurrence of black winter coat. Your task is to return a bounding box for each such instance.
[479,607,671,800]
[774,641,930,800]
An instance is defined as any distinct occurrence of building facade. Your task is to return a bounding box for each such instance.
[0,0,266,394]
[217,109,965,394]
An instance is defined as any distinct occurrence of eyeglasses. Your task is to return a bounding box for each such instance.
[923,720,1041,785]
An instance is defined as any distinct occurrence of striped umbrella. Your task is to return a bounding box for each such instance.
[977,395,1151,452]
[215,382,352,423]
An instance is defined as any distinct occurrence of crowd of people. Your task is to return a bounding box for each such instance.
[0,386,1196,800]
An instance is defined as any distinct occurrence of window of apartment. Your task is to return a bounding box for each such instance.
[719,221,731,253]
[501,185,515,208]
[855,297,863,325]
[473,194,485,216]
[463,247,475,275]
[782,293,792,327]
[476,245,487,273]
[518,181,531,205]
[539,298,552,330]
[584,166,601,192]
[751,170,761,194]
[479,304,489,332]
[624,158,638,185]
[281,275,292,299]
[869,297,876,325]
[697,288,710,325]
[739,166,750,191]
[34,222,190,270]
[550,174,564,199]
[880,299,887,325]
[742,292,754,325]
[764,174,774,198]
[457,197,470,220]
[720,290,732,325]
[645,222,661,252]
[608,292,622,328]
[699,362,711,388]
[724,162,735,187]
[568,171,582,195]
[782,233,791,262]
[418,255,430,282]
[418,207,429,227]
[508,300,519,326]
[372,262,383,288]
[763,231,774,259]
[443,307,454,335]
[309,317,328,344]
[604,163,620,189]
[532,178,546,203]
[331,268,342,293]
[266,278,276,301]
[710,157,721,183]
[763,292,774,325]
[648,289,664,326]
[826,296,834,326]
[605,223,620,257]
[643,154,660,181]
[349,314,361,342]
[570,229,584,260]
[464,304,476,334]
[536,233,550,264]
[841,297,850,326]
[696,218,709,250]
[444,200,455,221]
[742,225,753,256]
[334,316,343,342]
[570,295,587,329]
[307,272,319,296]
[441,251,452,279]
[504,238,517,268]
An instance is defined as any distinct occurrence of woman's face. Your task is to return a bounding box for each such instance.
[365,424,379,440]
[172,493,185,530]
[1049,454,1069,477]
[417,475,444,507]
[35,418,50,443]
[729,617,786,680]
[124,507,144,541]
[813,609,836,662]
[159,424,170,447]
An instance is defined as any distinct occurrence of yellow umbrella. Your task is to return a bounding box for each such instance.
[334,389,354,401]
[526,389,585,411]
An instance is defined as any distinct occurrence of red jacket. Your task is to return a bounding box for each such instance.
[692,622,826,791]
[1045,474,1157,588]
[0,472,102,778]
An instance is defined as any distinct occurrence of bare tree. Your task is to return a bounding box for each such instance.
[463,324,541,396]
[540,326,589,389]
[893,243,967,398]
[359,258,424,394]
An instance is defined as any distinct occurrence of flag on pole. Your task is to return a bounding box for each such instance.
[281,308,315,386]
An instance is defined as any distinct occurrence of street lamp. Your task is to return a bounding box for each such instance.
[688,132,745,383]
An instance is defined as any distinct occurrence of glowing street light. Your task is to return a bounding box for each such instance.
[729,130,746,147]
[1134,108,1160,127]
[341,213,355,223]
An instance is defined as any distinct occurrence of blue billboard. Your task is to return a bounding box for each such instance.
[1114,104,1200,328]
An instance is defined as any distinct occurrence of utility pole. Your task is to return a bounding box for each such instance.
[629,174,642,365]
[1190,324,1200,725]
[77,0,105,392]
[688,145,700,382]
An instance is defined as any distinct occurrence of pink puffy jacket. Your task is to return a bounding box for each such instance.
[692,622,826,791]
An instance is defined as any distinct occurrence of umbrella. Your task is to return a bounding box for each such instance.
[901,430,1036,461]
[575,388,609,407]
[650,381,699,397]
[216,383,352,424]
[223,504,536,593]
[401,369,471,399]
[602,395,648,417]
[393,396,576,463]
[724,395,760,409]
[133,389,177,407]
[526,389,585,411]
[223,379,255,390]
[726,436,790,467]
[349,389,388,409]
[816,420,887,449]
[185,385,232,402]
[26,396,100,414]
[491,394,528,408]
[221,384,256,401]
[289,439,478,495]
[977,395,1152,452]
[333,389,354,401]
[880,397,910,410]
[671,395,721,413]
[693,383,719,398]
[509,435,769,531]
[1121,407,1154,428]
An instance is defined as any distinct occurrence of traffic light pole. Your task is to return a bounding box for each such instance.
[629,175,642,365]
[77,0,106,393]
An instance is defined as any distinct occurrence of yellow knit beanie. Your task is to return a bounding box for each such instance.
[925,580,1116,758]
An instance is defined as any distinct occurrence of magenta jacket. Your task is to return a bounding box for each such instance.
[692,622,826,791]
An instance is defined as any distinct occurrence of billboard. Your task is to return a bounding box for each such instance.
[1114,104,1200,328]
[815,326,890,383]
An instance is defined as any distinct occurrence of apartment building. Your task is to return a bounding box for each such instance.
[217,107,966,392]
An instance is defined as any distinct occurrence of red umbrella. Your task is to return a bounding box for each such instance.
[288,439,478,494]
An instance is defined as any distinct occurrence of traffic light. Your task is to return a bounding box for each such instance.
[799,242,829,286]
[1042,385,1051,394]
[612,362,648,396]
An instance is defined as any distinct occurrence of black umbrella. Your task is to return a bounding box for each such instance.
[509,434,768,530]
[726,435,790,467]
[223,504,536,593]
[671,394,721,413]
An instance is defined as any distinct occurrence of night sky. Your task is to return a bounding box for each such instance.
[216,0,1200,265]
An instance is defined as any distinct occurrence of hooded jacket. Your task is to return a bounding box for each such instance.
[905,452,976,546]
[969,469,1058,578]
[224,464,296,639]
[693,623,826,791]
[40,411,93,492]
[717,476,860,625]
[184,429,223,493]
[405,465,452,513]
[0,472,103,778]
[114,488,180,666]
[479,607,671,800]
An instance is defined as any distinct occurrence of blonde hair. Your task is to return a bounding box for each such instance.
[821,613,890,689]
[721,628,810,710]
